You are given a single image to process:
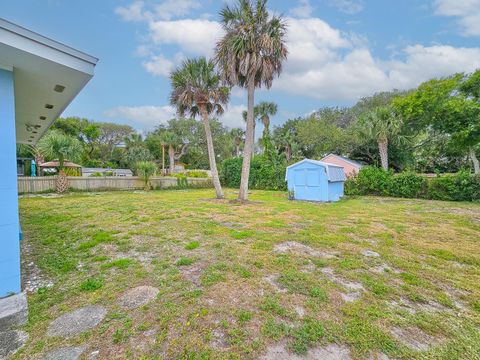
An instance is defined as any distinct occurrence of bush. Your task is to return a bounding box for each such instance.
[186,170,209,178]
[346,167,480,201]
[220,155,287,191]
[427,171,480,201]
[386,171,427,198]
[345,166,392,196]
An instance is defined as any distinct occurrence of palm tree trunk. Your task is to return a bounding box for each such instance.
[235,143,240,157]
[285,144,292,162]
[251,121,256,156]
[378,139,388,170]
[470,147,480,174]
[200,106,224,199]
[168,145,175,174]
[162,144,165,175]
[239,79,255,201]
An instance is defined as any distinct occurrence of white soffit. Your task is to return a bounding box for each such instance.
[0,18,98,144]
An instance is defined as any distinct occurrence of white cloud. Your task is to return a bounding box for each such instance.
[148,19,223,56]
[142,54,174,76]
[328,0,364,14]
[218,104,247,129]
[434,0,480,36]
[290,0,314,18]
[115,0,201,22]
[104,105,176,129]
[116,3,480,104]
[115,1,149,22]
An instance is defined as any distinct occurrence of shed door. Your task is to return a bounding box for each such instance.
[293,168,327,201]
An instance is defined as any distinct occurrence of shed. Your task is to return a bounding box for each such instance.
[285,159,346,202]
[321,154,362,177]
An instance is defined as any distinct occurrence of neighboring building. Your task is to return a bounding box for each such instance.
[81,167,133,177]
[0,17,97,298]
[285,159,346,202]
[321,154,362,177]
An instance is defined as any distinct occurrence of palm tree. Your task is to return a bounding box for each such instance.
[256,102,277,138]
[242,109,257,155]
[37,130,82,193]
[158,132,170,175]
[137,161,157,191]
[359,106,403,170]
[170,57,230,199]
[159,131,182,174]
[215,0,288,201]
[231,128,245,157]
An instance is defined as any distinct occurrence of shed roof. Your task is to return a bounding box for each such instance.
[321,154,363,168]
[285,159,346,182]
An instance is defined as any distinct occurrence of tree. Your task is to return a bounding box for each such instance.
[394,73,480,174]
[215,0,288,201]
[170,57,230,199]
[358,106,403,170]
[256,101,277,139]
[159,131,188,174]
[37,130,82,193]
[136,161,157,191]
[230,128,245,157]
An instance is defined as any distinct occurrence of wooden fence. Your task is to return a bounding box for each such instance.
[18,176,212,194]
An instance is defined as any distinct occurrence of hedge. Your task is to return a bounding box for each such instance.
[220,156,287,191]
[345,166,480,201]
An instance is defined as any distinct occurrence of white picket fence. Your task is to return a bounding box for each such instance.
[17,176,212,194]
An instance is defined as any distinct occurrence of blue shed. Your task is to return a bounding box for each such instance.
[285,159,346,202]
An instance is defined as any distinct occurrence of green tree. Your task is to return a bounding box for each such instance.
[358,106,403,170]
[215,0,288,201]
[37,130,82,193]
[170,57,230,199]
[136,161,157,191]
[230,128,245,157]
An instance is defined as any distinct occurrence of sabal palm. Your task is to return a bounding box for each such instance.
[255,101,277,137]
[37,130,82,193]
[360,106,402,170]
[170,57,230,199]
[215,0,287,201]
[159,131,178,174]
[230,128,245,156]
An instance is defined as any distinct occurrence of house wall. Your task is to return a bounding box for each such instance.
[287,162,329,202]
[322,155,359,177]
[0,68,21,297]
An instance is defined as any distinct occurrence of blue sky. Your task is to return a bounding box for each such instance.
[3,0,480,134]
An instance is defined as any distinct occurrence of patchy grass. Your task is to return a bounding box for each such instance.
[16,189,480,359]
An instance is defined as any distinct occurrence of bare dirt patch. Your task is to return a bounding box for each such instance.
[321,268,365,302]
[274,241,337,258]
[264,274,288,293]
[390,326,442,351]
[260,342,352,360]
[118,286,159,309]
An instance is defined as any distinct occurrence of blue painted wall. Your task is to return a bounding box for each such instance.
[0,68,21,297]
[287,160,344,202]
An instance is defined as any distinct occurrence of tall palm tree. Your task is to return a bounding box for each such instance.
[170,57,230,199]
[359,106,403,170]
[215,0,287,201]
[160,131,180,174]
[230,128,245,156]
[37,130,82,193]
[242,109,258,155]
[158,132,170,175]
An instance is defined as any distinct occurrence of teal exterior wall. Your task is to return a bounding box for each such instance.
[0,68,21,297]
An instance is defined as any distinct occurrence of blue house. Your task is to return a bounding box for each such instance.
[285,159,346,202]
[0,18,97,298]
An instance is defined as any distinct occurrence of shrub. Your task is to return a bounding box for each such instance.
[386,171,426,198]
[220,155,287,191]
[186,170,209,178]
[136,161,157,191]
[345,166,392,196]
[346,167,480,201]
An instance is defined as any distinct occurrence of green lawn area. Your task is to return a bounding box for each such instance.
[15,189,480,359]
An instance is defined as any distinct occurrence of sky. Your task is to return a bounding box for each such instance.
[3,0,480,135]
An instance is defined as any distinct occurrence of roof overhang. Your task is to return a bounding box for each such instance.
[0,18,98,144]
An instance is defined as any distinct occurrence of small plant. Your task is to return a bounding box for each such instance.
[80,277,103,292]
[176,257,194,266]
[236,309,253,325]
[185,241,200,250]
[136,161,157,191]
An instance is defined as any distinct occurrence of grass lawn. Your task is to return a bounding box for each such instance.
[14,189,480,359]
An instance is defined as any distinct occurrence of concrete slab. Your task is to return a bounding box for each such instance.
[0,292,28,332]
